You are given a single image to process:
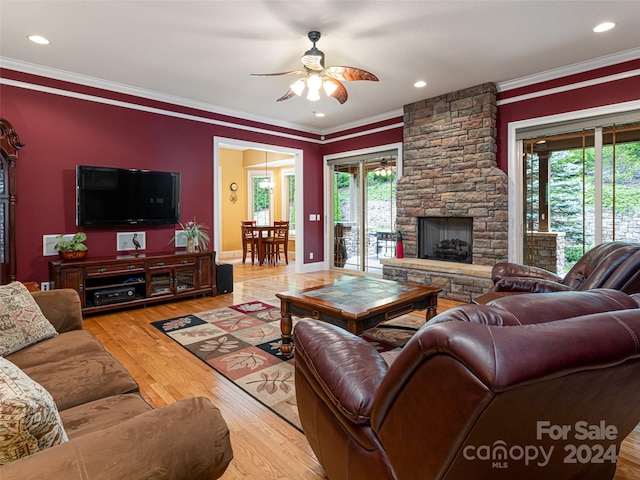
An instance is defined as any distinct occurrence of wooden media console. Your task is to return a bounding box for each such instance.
[49,251,216,315]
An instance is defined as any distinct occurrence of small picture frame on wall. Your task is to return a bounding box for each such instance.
[117,232,146,252]
[43,234,73,256]
[174,230,187,248]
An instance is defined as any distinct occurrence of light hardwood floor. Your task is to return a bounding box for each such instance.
[83,260,640,479]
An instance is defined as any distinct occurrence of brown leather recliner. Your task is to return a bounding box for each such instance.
[293,289,640,480]
[491,241,640,294]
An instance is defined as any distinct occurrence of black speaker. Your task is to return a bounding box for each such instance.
[216,263,233,294]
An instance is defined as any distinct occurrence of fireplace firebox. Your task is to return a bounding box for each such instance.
[418,217,473,264]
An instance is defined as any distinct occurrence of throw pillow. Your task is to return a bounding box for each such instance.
[0,357,68,464]
[0,281,58,356]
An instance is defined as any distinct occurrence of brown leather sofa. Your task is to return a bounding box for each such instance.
[491,241,640,294]
[294,289,640,480]
[0,288,233,479]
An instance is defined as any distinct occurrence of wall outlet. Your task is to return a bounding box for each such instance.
[309,252,314,260]
[40,281,51,291]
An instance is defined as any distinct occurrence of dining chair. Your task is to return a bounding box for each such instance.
[241,220,258,264]
[264,221,289,265]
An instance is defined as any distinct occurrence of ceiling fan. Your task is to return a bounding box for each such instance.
[251,31,378,104]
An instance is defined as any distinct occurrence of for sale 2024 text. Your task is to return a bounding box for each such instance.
[463,420,619,469]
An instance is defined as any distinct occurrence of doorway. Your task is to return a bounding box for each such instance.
[213,137,304,273]
[328,149,398,275]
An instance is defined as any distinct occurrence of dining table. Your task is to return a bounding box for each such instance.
[252,225,276,266]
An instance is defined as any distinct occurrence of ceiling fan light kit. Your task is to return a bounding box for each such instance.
[290,78,305,96]
[322,79,338,96]
[251,31,378,104]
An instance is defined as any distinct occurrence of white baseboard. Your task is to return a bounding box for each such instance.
[219,250,242,260]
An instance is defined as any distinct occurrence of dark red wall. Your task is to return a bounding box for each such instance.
[1,70,333,282]
[4,56,635,283]
[322,116,403,156]
[496,59,640,171]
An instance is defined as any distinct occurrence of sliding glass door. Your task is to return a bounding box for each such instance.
[601,124,640,242]
[329,153,397,274]
[521,121,640,273]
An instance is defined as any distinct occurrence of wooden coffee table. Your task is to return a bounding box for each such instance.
[277,276,441,355]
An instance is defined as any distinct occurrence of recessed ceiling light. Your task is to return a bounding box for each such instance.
[28,35,50,45]
[593,22,616,33]
[315,112,325,117]
[414,80,427,88]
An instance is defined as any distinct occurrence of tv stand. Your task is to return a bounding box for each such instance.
[49,251,217,315]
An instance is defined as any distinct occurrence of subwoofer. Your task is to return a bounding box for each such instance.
[216,263,233,294]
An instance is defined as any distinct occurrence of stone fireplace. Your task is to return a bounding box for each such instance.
[382,83,509,302]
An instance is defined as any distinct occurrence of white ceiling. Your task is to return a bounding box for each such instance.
[1,1,639,133]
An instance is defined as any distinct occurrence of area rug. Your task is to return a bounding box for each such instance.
[151,301,421,431]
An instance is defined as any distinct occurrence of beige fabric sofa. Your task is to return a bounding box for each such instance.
[0,288,233,479]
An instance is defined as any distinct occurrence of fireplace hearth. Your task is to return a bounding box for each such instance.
[418,217,473,264]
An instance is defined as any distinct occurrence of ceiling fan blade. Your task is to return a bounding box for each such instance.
[325,78,348,104]
[276,88,297,102]
[250,70,303,77]
[301,45,325,71]
[324,66,379,82]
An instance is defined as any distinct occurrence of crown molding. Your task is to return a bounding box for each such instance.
[1,56,406,140]
[0,76,324,144]
[1,56,406,138]
[322,122,404,144]
[497,68,640,106]
[497,47,640,93]
[0,57,323,135]
[321,109,404,135]
[1,75,403,145]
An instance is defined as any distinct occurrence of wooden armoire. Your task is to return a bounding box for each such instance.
[0,118,23,284]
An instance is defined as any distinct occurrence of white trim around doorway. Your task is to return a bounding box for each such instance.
[323,142,404,272]
[213,137,305,274]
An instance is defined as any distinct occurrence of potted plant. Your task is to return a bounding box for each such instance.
[54,232,88,260]
[175,218,210,253]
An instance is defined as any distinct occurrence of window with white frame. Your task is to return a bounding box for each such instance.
[248,170,273,225]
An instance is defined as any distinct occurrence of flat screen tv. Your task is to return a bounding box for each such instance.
[76,165,181,226]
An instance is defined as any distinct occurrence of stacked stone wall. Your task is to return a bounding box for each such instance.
[384,83,509,300]
[397,82,509,266]
[383,264,493,303]
[526,232,566,274]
